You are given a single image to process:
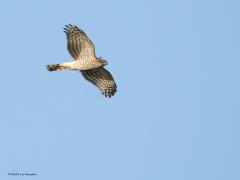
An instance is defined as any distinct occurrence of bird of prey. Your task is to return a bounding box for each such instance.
[46,24,117,97]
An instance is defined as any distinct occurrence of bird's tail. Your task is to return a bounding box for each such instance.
[46,64,68,71]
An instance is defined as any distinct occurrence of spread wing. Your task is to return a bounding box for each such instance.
[63,24,96,60]
[81,67,117,97]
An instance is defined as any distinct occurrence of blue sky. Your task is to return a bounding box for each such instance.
[0,0,239,179]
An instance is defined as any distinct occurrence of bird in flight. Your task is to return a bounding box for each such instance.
[46,24,117,97]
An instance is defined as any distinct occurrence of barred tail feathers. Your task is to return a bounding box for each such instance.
[46,64,61,71]
[46,62,74,71]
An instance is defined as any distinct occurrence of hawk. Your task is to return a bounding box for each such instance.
[46,24,117,97]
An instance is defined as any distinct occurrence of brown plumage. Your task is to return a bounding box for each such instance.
[81,68,117,97]
[46,24,117,97]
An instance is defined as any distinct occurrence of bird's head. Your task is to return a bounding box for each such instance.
[97,57,108,66]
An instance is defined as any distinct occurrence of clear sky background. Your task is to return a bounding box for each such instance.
[0,0,239,179]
